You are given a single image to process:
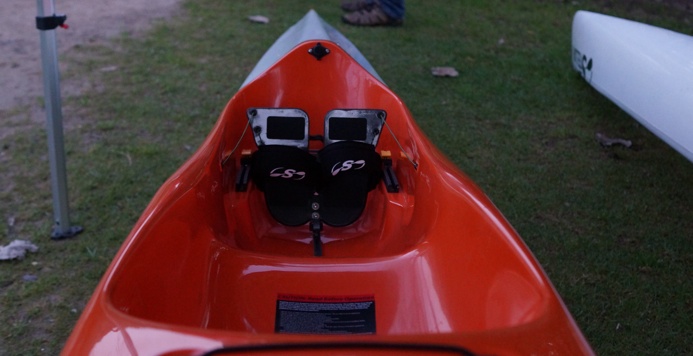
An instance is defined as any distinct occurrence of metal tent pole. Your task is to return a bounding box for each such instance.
[36,0,82,239]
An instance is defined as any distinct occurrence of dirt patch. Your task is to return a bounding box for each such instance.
[0,0,183,140]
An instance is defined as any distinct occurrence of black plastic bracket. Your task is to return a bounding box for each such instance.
[308,42,330,61]
[310,216,323,257]
[235,154,252,192]
[382,157,400,193]
[36,14,67,31]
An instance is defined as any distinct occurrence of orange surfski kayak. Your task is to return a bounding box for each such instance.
[62,11,593,355]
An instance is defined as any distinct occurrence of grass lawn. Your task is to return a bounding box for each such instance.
[1,1,691,354]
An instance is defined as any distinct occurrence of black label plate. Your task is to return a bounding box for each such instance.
[275,294,376,335]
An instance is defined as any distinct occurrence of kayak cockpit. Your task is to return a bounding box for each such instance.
[205,39,432,257]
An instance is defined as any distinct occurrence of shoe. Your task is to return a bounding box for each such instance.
[341,6,403,27]
[340,0,372,12]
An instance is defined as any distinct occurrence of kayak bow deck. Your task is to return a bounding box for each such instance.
[63,10,592,355]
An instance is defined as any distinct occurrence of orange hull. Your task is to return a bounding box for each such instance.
[63,12,592,355]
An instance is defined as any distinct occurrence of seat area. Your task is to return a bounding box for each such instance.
[248,107,387,233]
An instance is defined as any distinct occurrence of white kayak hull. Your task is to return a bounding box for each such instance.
[571,10,693,162]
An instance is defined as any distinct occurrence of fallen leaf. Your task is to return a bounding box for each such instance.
[596,132,632,148]
[431,66,459,77]
[100,66,118,72]
[248,15,270,24]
